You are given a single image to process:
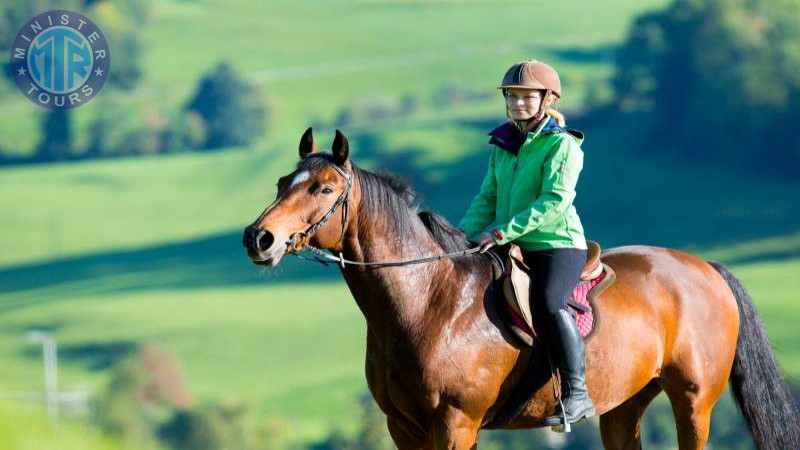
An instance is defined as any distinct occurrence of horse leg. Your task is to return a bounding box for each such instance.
[430,406,482,450]
[599,380,663,450]
[387,417,433,450]
[659,367,727,450]
[662,390,714,450]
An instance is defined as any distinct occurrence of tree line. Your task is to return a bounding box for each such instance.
[609,0,800,178]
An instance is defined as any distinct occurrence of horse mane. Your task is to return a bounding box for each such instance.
[297,154,482,266]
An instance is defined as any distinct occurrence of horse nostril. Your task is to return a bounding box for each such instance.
[243,226,258,250]
[255,230,274,252]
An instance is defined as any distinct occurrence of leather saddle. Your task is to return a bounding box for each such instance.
[486,240,615,346]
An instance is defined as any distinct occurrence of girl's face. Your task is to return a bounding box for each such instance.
[505,88,543,121]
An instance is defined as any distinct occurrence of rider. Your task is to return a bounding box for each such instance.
[457,60,595,427]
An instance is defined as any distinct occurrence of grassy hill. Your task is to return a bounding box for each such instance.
[0,401,122,450]
[1,112,798,445]
[2,0,799,447]
[2,111,799,447]
[0,256,797,445]
[1,0,672,268]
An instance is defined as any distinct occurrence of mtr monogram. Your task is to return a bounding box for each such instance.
[10,10,110,110]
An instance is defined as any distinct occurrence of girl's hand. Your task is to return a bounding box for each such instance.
[475,231,497,253]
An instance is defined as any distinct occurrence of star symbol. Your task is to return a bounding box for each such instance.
[94,68,104,77]
[17,67,26,76]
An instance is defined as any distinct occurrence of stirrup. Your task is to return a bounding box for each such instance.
[548,406,595,432]
[549,398,571,433]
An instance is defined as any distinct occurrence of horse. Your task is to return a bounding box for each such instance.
[242,128,800,449]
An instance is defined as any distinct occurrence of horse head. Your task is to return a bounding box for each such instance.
[242,127,354,266]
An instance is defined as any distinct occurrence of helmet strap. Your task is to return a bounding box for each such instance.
[534,89,551,122]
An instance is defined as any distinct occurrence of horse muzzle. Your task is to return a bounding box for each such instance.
[242,226,286,266]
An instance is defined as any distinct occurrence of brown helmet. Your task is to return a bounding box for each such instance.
[498,60,562,98]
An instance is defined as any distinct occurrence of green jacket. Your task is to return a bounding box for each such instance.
[458,116,587,251]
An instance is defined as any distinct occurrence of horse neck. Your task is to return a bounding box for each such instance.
[337,180,456,339]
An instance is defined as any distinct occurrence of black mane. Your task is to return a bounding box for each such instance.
[297,154,481,265]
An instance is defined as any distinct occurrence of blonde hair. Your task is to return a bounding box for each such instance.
[545,93,566,127]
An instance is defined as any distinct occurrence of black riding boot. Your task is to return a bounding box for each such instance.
[540,309,596,427]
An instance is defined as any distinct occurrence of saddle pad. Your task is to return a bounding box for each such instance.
[572,271,605,336]
[508,270,607,340]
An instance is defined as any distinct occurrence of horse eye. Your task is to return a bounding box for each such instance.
[321,187,334,195]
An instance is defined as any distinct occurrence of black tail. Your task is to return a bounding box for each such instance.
[709,261,800,450]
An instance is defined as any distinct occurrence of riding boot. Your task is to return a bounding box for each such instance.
[540,309,596,427]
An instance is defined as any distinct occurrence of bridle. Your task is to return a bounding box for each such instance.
[283,163,483,269]
[285,164,352,253]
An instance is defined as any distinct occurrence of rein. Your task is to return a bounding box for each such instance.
[294,243,484,269]
[284,163,484,269]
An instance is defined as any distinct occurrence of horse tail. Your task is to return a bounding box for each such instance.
[708,261,800,450]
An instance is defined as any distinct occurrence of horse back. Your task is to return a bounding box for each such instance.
[587,246,738,412]
[507,245,740,425]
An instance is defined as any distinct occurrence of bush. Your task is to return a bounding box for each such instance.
[161,111,207,153]
[158,402,283,450]
[186,62,267,149]
[86,102,167,157]
[312,393,394,450]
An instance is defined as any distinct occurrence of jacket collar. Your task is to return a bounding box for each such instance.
[488,116,562,154]
[488,116,583,154]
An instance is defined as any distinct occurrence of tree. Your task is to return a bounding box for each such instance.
[86,0,151,90]
[93,343,192,447]
[93,357,162,448]
[611,0,800,176]
[186,62,267,149]
[158,402,284,450]
[36,110,72,162]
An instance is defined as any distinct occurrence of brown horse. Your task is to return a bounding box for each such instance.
[242,128,800,449]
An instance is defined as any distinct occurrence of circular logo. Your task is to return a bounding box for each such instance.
[9,10,110,110]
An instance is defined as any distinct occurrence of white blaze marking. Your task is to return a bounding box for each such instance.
[290,171,310,188]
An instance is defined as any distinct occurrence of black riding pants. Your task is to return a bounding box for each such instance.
[522,248,587,319]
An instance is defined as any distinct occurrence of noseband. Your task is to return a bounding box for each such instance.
[286,164,352,252]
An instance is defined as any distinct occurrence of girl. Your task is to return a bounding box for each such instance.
[458,60,594,427]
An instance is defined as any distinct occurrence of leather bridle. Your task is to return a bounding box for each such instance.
[286,164,352,252]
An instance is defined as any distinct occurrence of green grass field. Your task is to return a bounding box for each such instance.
[0,282,367,443]
[2,113,798,446]
[0,401,122,450]
[0,257,797,446]
[2,108,799,447]
[2,0,799,447]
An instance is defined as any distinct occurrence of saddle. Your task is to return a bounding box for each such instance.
[487,240,616,346]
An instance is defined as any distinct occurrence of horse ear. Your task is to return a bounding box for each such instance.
[332,129,349,166]
[299,127,317,159]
